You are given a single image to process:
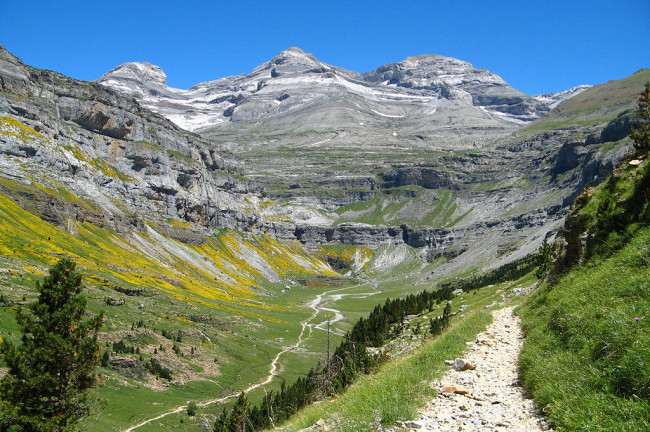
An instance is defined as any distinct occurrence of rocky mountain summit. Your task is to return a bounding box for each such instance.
[97,47,548,133]
[363,54,549,121]
[97,61,172,99]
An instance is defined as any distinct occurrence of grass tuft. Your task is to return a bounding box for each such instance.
[518,226,650,431]
[277,310,492,431]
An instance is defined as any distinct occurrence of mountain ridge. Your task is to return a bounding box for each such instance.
[97,47,560,132]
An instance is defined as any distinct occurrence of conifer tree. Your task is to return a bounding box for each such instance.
[535,238,555,280]
[215,392,250,432]
[0,258,104,432]
[630,81,650,156]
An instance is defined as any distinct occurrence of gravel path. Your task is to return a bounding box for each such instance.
[402,307,551,431]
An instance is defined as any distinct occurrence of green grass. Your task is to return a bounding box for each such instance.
[276,310,492,431]
[506,69,650,142]
[331,187,463,228]
[166,149,192,161]
[271,274,533,432]
[0,184,361,431]
[82,380,221,431]
[135,140,162,150]
[518,226,650,431]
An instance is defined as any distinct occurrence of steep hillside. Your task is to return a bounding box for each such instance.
[519,153,649,430]
[0,185,348,429]
[0,45,269,237]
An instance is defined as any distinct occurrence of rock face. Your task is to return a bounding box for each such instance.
[363,55,549,121]
[0,45,268,238]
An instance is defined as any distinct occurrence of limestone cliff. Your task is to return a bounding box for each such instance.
[0,45,272,239]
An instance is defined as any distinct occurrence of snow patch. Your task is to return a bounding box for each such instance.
[371,109,405,118]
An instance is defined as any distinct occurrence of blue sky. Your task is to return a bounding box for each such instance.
[1,0,648,95]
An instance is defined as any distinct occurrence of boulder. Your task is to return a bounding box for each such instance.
[453,358,476,371]
[442,383,470,395]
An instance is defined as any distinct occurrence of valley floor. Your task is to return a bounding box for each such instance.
[397,306,551,431]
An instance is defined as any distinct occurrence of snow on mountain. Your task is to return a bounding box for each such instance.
[97,62,178,98]
[534,85,592,109]
[97,48,562,132]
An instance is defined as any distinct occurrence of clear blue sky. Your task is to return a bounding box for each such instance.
[1,0,648,95]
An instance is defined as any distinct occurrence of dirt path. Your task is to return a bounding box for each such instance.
[123,282,379,431]
[402,307,551,431]
[123,304,320,431]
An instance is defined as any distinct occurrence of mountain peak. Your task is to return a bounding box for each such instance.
[96,62,169,98]
[401,55,495,78]
[103,62,167,86]
[283,46,308,55]
[269,47,320,68]
[365,54,507,90]
[404,54,463,64]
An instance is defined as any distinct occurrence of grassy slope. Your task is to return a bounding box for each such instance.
[519,69,650,136]
[0,183,460,431]
[332,187,465,228]
[0,185,350,430]
[279,312,493,432]
[273,275,537,432]
[519,228,650,431]
[518,157,650,431]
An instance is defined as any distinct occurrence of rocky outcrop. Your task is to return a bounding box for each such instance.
[381,168,455,190]
[281,204,563,251]
[363,55,549,121]
[0,45,266,237]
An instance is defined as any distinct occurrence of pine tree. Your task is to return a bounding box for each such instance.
[535,238,555,280]
[442,301,452,318]
[630,81,650,156]
[213,411,229,432]
[0,258,104,432]
[233,392,251,432]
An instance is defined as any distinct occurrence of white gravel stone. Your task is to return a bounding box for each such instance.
[401,307,552,431]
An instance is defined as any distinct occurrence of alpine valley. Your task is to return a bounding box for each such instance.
[0,44,647,431]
